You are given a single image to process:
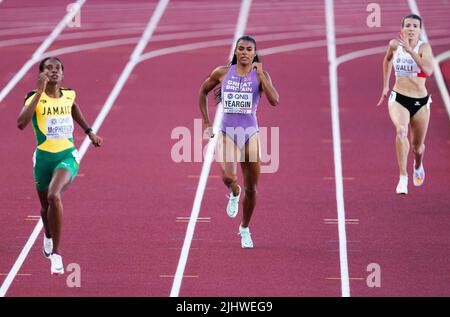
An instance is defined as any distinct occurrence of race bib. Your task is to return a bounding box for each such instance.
[223,92,253,114]
[46,116,74,139]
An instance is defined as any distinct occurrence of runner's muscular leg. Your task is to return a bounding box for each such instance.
[388,101,410,176]
[47,168,71,254]
[37,190,50,238]
[410,104,430,168]
[240,134,260,227]
[218,133,240,196]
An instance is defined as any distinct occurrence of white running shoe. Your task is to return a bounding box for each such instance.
[50,253,64,275]
[226,185,241,218]
[43,235,53,258]
[413,161,425,187]
[396,175,408,195]
[239,225,254,249]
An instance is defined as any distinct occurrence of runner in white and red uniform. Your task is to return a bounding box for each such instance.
[377,14,434,195]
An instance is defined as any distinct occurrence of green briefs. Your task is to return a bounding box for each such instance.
[33,147,80,191]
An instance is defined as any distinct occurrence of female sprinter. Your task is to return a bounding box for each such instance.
[377,14,433,195]
[199,35,279,248]
[17,57,102,274]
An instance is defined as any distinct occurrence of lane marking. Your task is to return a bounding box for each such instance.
[324,218,359,222]
[326,277,364,280]
[323,177,355,181]
[0,274,32,277]
[161,275,198,278]
[0,218,45,296]
[187,175,220,179]
[78,0,169,158]
[176,217,211,223]
[322,139,352,143]
[325,0,351,297]
[0,0,86,103]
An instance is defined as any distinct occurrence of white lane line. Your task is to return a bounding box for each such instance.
[336,46,386,65]
[0,0,169,298]
[408,0,450,119]
[0,220,43,297]
[78,0,169,155]
[334,38,450,66]
[138,39,230,62]
[41,28,443,67]
[169,0,252,298]
[325,0,351,298]
[435,50,450,64]
[0,0,86,103]
[0,27,145,48]
[229,0,252,60]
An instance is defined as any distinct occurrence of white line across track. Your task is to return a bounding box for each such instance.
[0,0,86,103]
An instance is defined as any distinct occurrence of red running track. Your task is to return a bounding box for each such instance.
[0,0,449,297]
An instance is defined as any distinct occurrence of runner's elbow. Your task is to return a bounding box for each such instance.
[269,96,279,107]
[17,119,26,130]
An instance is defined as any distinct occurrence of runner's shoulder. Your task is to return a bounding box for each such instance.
[60,87,76,99]
[389,39,399,50]
[211,66,230,79]
[24,89,37,102]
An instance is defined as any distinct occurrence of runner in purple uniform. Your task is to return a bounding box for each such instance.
[199,35,279,248]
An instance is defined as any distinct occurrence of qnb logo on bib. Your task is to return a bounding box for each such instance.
[223,92,253,114]
[46,116,74,139]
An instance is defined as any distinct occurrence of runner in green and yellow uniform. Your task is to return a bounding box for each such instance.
[17,57,102,275]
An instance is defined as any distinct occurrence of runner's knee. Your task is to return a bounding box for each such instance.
[222,174,237,187]
[412,143,425,156]
[396,126,408,140]
[244,186,257,198]
[47,191,61,207]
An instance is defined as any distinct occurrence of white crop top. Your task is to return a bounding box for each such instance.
[393,40,427,78]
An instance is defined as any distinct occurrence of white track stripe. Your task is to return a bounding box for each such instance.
[229,0,252,60]
[0,0,86,103]
[79,0,169,157]
[436,50,450,65]
[0,0,169,297]
[169,0,252,298]
[0,220,43,297]
[34,32,450,67]
[407,0,450,119]
[325,0,351,297]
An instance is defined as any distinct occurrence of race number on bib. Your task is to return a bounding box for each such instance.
[46,116,74,139]
[223,92,253,114]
